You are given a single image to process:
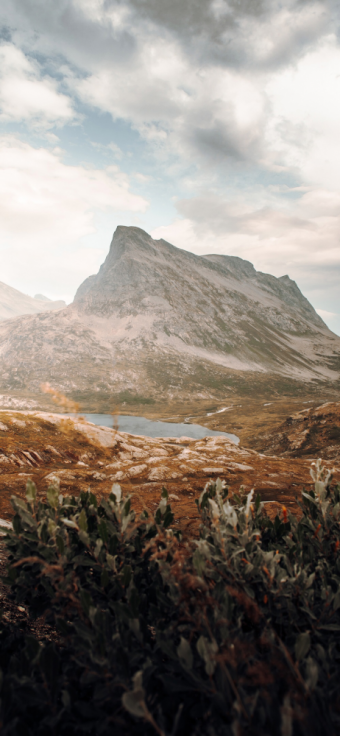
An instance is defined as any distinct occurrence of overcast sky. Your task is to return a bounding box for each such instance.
[0,0,340,335]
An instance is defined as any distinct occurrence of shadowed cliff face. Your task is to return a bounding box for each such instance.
[0,226,340,401]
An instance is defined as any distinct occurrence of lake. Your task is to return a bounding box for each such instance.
[83,414,239,444]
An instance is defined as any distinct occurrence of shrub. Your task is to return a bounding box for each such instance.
[1,460,340,735]
[328,426,340,441]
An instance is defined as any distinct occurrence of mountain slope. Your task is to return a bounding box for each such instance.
[251,401,340,460]
[73,226,339,377]
[0,281,66,321]
[0,226,339,402]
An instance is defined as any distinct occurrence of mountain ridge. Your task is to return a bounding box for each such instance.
[74,226,326,333]
[0,226,339,403]
[0,281,66,322]
[72,226,337,376]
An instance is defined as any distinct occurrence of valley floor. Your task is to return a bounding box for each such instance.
[0,409,339,536]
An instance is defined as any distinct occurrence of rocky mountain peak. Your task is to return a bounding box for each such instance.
[73,226,195,313]
[73,225,324,331]
[34,294,51,302]
[0,226,339,402]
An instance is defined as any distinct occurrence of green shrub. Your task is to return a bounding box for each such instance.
[1,460,340,735]
[116,391,155,405]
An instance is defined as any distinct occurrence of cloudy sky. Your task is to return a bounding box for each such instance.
[0,0,340,335]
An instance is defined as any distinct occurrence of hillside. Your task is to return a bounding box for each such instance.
[251,400,340,460]
[2,410,340,735]
[0,281,66,321]
[0,410,339,528]
[0,226,339,406]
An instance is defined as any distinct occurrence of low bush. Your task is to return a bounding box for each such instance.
[1,460,340,735]
[328,426,340,441]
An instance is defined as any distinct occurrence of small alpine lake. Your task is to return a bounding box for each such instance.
[83,414,239,443]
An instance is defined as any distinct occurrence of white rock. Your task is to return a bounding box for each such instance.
[11,419,26,428]
[148,466,172,481]
[144,448,169,457]
[177,450,201,460]
[119,452,133,461]
[110,471,125,481]
[228,462,254,471]
[45,470,75,482]
[127,464,148,477]
[202,467,225,474]
[45,445,62,456]
[120,443,148,459]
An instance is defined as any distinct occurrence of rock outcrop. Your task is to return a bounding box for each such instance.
[0,411,339,531]
[252,401,340,460]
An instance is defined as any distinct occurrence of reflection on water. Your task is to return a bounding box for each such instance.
[83,414,239,444]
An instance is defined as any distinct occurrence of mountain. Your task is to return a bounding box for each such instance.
[0,226,339,404]
[34,294,52,302]
[0,281,66,321]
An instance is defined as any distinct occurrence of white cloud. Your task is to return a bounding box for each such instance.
[0,0,339,327]
[73,36,187,125]
[61,10,340,191]
[265,38,340,188]
[1,2,339,181]
[0,135,147,241]
[315,309,340,336]
[0,135,148,294]
[0,43,75,127]
[316,309,339,319]
[151,186,340,285]
[72,37,267,171]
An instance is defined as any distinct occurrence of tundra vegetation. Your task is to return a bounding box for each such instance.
[0,461,340,735]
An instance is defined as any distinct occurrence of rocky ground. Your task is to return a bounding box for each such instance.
[0,410,339,537]
[1,405,339,642]
[250,401,340,460]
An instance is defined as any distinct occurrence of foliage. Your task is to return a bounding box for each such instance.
[1,461,340,735]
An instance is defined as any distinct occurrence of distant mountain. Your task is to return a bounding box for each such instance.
[0,226,339,403]
[34,294,52,302]
[0,281,66,321]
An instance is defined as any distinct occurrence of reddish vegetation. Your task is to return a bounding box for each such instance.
[0,410,339,532]
[253,401,340,460]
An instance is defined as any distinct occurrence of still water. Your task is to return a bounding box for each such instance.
[83,414,239,444]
